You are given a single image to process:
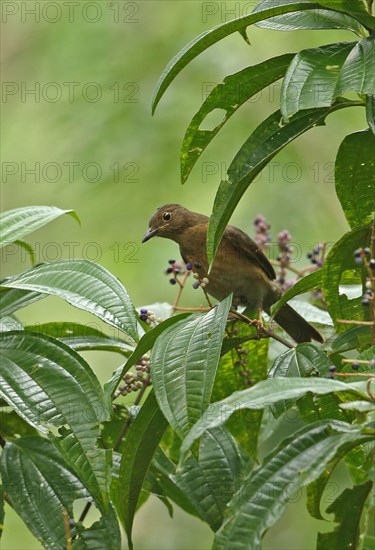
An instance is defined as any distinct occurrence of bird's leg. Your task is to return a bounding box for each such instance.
[254,307,265,339]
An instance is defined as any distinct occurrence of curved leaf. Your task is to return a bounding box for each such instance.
[180,377,369,456]
[214,421,371,549]
[1,436,85,547]
[181,54,295,183]
[280,42,355,120]
[26,322,134,356]
[335,129,375,229]
[322,225,372,332]
[253,0,365,34]
[0,260,139,342]
[0,206,79,249]
[335,36,375,97]
[331,325,372,353]
[270,269,323,318]
[175,427,244,531]
[0,288,44,317]
[116,391,168,550]
[317,1,375,30]
[151,296,232,439]
[207,99,359,264]
[152,3,332,113]
[0,330,108,435]
[269,343,331,377]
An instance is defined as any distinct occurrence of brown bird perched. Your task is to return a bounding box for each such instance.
[142,204,323,344]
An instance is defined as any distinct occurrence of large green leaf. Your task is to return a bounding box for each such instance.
[335,37,375,96]
[116,391,168,550]
[270,343,331,377]
[317,481,372,550]
[174,427,244,532]
[180,377,369,456]
[322,225,372,332]
[0,260,139,342]
[26,322,134,356]
[151,296,232,439]
[181,54,295,183]
[207,99,359,264]
[280,42,355,120]
[73,504,121,550]
[0,206,79,249]
[335,130,375,229]
[317,1,375,29]
[213,421,372,549]
[253,0,366,34]
[0,288,44,317]
[1,436,85,548]
[0,330,108,434]
[331,325,372,353]
[270,269,323,318]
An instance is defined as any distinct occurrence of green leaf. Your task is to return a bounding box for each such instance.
[316,1,375,29]
[0,206,79,249]
[253,0,366,34]
[317,481,372,550]
[331,325,372,353]
[116,391,168,550]
[0,288,43,317]
[0,410,38,439]
[214,421,371,550]
[1,436,85,548]
[0,315,23,332]
[0,330,109,435]
[270,343,331,377]
[181,54,295,183]
[322,225,372,332]
[1,260,139,342]
[151,296,232,439]
[335,37,375,97]
[152,3,343,113]
[175,427,244,532]
[270,269,323,318]
[280,42,355,120]
[26,322,134,356]
[366,95,375,135]
[103,312,191,402]
[180,377,369,456]
[335,130,375,228]
[207,100,359,264]
[73,504,121,550]
[14,240,36,265]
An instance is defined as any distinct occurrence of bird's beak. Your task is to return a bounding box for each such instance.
[142,227,158,243]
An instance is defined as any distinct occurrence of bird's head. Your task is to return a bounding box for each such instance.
[142,204,194,243]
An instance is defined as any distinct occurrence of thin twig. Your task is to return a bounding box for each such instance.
[172,271,189,309]
[337,319,375,326]
[63,509,72,550]
[231,309,295,349]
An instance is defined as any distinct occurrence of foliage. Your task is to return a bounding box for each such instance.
[1,1,375,549]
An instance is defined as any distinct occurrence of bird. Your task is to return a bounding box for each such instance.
[142,204,323,344]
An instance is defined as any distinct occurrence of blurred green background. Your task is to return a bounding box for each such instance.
[1,1,365,548]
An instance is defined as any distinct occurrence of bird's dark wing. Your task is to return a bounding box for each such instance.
[224,225,276,280]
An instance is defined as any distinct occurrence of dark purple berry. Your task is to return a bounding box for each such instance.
[316,260,323,267]
[354,249,362,258]
[329,366,336,372]
[186,262,193,271]
[364,247,370,256]
[140,308,148,315]
[313,248,319,255]
[351,362,360,371]
[311,258,317,264]
[365,289,373,296]
[307,253,313,259]
[355,257,363,264]
[169,278,177,285]
[361,298,370,306]
[370,259,375,271]
[168,259,176,265]
[140,314,148,322]
[192,281,200,289]
[194,261,202,268]
[166,267,173,274]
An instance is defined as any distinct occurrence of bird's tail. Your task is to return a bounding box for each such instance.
[273,303,323,344]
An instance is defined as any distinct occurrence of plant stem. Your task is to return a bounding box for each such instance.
[371,215,375,344]
[231,309,295,349]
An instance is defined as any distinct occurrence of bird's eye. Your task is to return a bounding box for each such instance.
[162,212,171,222]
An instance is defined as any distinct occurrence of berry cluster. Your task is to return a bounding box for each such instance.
[307,243,326,268]
[165,259,187,285]
[276,229,296,292]
[139,308,162,327]
[254,215,271,250]
[233,345,256,386]
[353,248,374,306]
[114,357,151,398]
